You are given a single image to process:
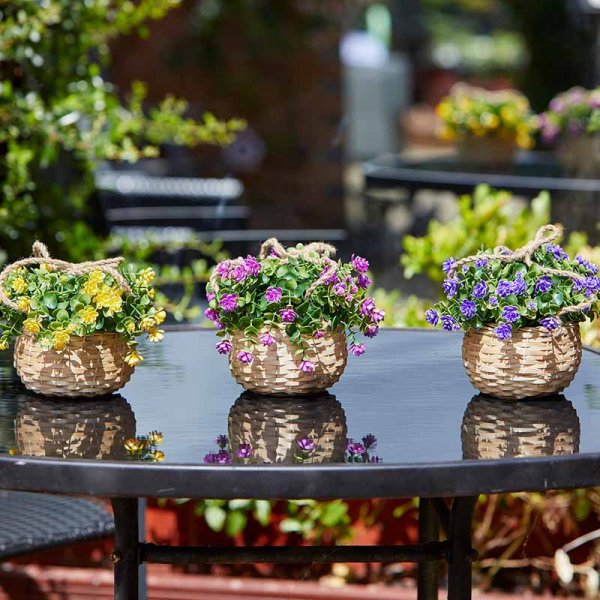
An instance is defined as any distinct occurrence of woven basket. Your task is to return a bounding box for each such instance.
[229,328,348,395]
[228,391,347,464]
[15,394,136,459]
[462,394,580,459]
[462,323,582,400]
[14,332,134,397]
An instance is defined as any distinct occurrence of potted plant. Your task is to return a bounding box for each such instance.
[436,83,537,167]
[0,241,166,397]
[539,86,600,175]
[206,239,383,395]
[425,224,600,400]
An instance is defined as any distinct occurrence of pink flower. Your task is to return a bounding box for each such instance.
[299,360,315,373]
[364,324,379,338]
[204,307,219,322]
[206,292,215,302]
[216,340,232,354]
[237,351,254,364]
[332,282,347,296]
[314,330,325,339]
[231,264,248,282]
[219,293,238,312]
[351,254,369,273]
[260,332,276,347]
[371,308,385,323]
[244,255,261,276]
[265,287,283,303]
[279,308,297,323]
[357,273,371,289]
[360,297,375,316]
[350,342,366,356]
[215,261,231,278]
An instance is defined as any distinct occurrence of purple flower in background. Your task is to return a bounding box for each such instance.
[371,308,385,323]
[215,261,231,278]
[475,258,488,268]
[576,255,599,275]
[489,295,498,306]
[347,441,366,455]
[231,264,248,282]
[314,330,325,339]
[535,276,552,294]
[236,350,254,364]
[440,315,459,331]
[279,308,297,323]
[528,301,537,311]
[511,274,527,296]
[425,309,439,325]
[360,297,376,316]
[216,339,233,354]
[364,324,379,338]
[460,299,476,319]
[220,293,238,312]
[204,451,232,465]
[496,280,512,298]
[546,244,568,261]
[350,342,366,356]
[502,305,520,323]
[442,257,456,274]
[442,277,459,298]
[357,273,371,289]
[584,276,600,294]
[540,316,560,331]
[299,360,316,373]
[236,444,254,459]
[332,282,347,296]
[265,287,283,303]
[215,434,229,448]
[260,332,276,347]
[204,307,219,322]
[362,434,377,450]
[494,322,512,341]
[573,280,585,293]
[297,437,316,452]
[472,280,488,299]
[351,254,369,273]
[244,255,261,276]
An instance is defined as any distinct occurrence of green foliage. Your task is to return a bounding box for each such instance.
[401,184,551,283]
[195,499,272,537]
[371,288,430,328]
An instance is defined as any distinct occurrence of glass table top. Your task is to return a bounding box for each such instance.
[1,328,600,468]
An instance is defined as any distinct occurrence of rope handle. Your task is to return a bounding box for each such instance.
[0,241,132,311]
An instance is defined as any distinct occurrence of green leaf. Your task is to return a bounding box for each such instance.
[320,500,348,527]
[225,510,247,537]
[42,293,57,309]
[253,500,271,526]
[55,309,69,321]
[204,505,227,531]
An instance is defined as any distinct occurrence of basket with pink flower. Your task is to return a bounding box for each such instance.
[206,239,383,395]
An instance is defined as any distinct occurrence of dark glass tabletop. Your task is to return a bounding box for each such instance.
[2,328,600,500]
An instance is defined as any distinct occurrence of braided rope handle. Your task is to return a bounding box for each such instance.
[0,241,131,311]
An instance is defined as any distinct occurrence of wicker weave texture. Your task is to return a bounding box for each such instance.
[14,332,134,397]
[462,394,580,459]
[229,329,348,395]
[462,323,582,400]
[228,391,347,463]
[16,394,136,459]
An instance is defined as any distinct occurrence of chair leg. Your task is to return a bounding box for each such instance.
[111,497,140,600]
[447,496,478,600]
[418,498,440,600]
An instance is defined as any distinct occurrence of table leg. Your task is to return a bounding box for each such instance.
[111,497,140,600]
[417,498,440,600]
[447,496,478,600]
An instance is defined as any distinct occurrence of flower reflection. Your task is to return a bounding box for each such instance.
[125,431,165,462]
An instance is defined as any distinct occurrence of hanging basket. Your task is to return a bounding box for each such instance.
[229,328,348,395]
[228,391,347,464]
[15,394,136,459]
[461,393,580,459]
[462,323,582,400]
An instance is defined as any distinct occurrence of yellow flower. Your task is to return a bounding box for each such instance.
[148,431,164,445]
[40,263,54,273]
[23,318,41,335]
[0,340,8,351]
[93,285,123,315]
[481,113,499,129]
[124,437,148,453]
[11,277,26,294]
[147,327,164,343]
[79,305,98,325]
[52,330,70,351]
[83,270,105,296]
[126,321,136,333]
[137,267,155,286]
[154,309,166,325]
[140,316,155,331]
[148,288,155,300]
[516,133,534,149]
[151,450,165,462]
[125,349,143,366]
[16,297,30,312]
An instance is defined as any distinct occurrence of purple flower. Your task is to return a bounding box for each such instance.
[440,315,459,331]
[244,255,261,276]
[216,339,232,354]
[351,254,369,273]
[215,261,231,278]
[219,293,238,312]
[425,308,439,325]
[297,437,316,452]
[360,297,376,316]
[442,257,456,274]
[265,287,283,303]
[576,255,599,275]
[237,350,254,364]
[231,264,248,282]
[319,267,338,285]
[314,330,325,339]
[371,308,385,323]
[279,308,297,323]
[511,274,527,296]
[472,280,488,299]
[260,332,276,347]
[204,307,219,322]
[496,280,512,299]
[584,276,600,294]
[442,277,459,298]
[362,434,377,450]
[347,441,366,455]
[364,324,379,338]
[494,322,512,341]
[349,342,366,356]
[502,305,520,323]
[475,258,488,268]
[369,456,383,463]
[236,444,254,459]
[215,434,229,448]
[357,273,371,289]
[489,295,498,306]
[332,282,347,296]
[204,451,232,465]
[299,360,316,373]
[206,292,215,302]
[546,244,568,261]
[462,265,469,274]
[460,299,476,319]
[528,301,537,311]
[535,276,552,294]
[540,316,560,331]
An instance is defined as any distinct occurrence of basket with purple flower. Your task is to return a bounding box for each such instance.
[426,224,600,400]
[206,239,382,395]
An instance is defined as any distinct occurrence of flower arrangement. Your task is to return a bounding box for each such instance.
[436,83,537,150]
[206,238,382,393]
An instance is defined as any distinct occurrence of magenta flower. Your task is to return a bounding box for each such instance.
[371,308,385,323]
[360,297,375,316]
[350,342,366,356]
[231,264,248,282]
[364,324,379,338]
[260,332,276,347]
[297,437,316,452]
[357,273,371,289]
[351,254,369,273]
[236,350,254,364]
[204,307,219,322]
[206,292,215,301]
[215,261,231,278]
[332,282,347,296]
[541,316,560,331]
[279,308,297,323]
[347,441,366,455]
[219,293,238,312]
[299,360,316,373]
[216,339,232,354]
[236,444,254,459]
[265,287,283,303]
[314,330,325,339]
[244,255,261,276]
[204,451,232,465]
[319,267,338,285]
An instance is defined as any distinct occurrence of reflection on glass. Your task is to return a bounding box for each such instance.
[15,394,136,460]
[462,394,580,459]
[125,431,165,462]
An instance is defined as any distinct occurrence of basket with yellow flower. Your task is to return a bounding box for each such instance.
[0,241,165,397]
[436,83,537,167]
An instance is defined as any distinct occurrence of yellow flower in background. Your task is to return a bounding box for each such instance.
[23,318,40,334]
[140,316,155,331]
[148,431,164,445]
[147,327,164,343]
[16,297,30,312]
[481,113,499,129]
[0,340,9,351]
[79,305,98,325]
[151,450,165,462]
[11,277,26,294]
[52,330,70,351]
[137,267,155,286]
[39,263,54,273]
[125,321,136,333]
[125,349,143,366]
[148,288,156,300]
[154,309,166,325]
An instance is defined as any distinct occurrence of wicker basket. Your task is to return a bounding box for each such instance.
[462,393,580,459]
[14,332,134,397]
[16,394,136,459]
[462,323,582,400]
[228,391,347,464]
[229,328,348,395]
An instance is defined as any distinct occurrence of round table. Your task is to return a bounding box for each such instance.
[2,328,600,600]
